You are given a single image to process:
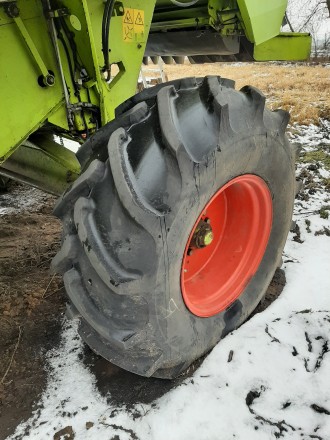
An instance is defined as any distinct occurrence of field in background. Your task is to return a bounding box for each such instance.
[158,63,330,126]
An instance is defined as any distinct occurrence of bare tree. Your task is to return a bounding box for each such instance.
[295,1,329,31]
[286,0,329,31]
[286,0,330,58]
[320,32,330,58]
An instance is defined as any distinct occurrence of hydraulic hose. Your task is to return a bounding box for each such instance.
[102,0,116,80]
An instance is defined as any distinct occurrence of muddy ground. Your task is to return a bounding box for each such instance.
[0,184,64,439]
[0,182,287,439]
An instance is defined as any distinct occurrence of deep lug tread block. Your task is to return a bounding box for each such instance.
[273,109,291,134]
[213,93,237,137]
[51,234,80,274]
[200,76,235,106]
[157,86,185,158]
[115,77,200,117]
[74,196,140,287]
[157,86,201,189]
[54,160,106,218]
[109,128,164,217]
[240,85,266,127]
[79,319,164,377]
[199,76,221,104]
[220,78,236,89]
[63,268,133,349]
[77,103,149,169]
[220,103,233,135]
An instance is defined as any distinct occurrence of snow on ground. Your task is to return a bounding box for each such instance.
[0,185,51,216]
[290,120,330,150]
[7,125,330,440]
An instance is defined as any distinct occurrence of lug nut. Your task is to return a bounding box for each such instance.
[203,230,214,246]
[190,219,214,249]
[45,74,55,86]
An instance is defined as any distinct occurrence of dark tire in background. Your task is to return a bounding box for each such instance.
[53,76,297,379]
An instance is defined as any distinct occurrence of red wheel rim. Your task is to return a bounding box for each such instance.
[181,174,273,318]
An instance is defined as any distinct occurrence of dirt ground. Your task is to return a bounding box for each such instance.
[0,181,286,440]
[0,184,65,439]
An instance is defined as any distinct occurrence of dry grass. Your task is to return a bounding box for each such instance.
[159,63,330,125]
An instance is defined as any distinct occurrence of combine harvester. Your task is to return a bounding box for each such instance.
[0,0,311,378]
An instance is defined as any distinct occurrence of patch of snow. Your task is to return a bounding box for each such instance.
[12,319,109,439]
[289,120,330,149]
[7,128,330,440]
[0,185,51,216]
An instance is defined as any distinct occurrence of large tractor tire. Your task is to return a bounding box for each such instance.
[53,76,296,379]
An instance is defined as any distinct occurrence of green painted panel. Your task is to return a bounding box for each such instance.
[254,33,312,61]
[84,0,157,122]
[0,0,156,164]
[237,0,288,45]
[0,140,80,196]
[0,0,311,196]
[0,3,65,161]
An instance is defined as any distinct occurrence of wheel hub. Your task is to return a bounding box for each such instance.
[190,219,214,249]
[181,174,273,318]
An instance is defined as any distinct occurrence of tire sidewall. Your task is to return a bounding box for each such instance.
[152,132,294,362]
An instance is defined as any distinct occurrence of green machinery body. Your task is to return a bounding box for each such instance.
[0,0,311,195]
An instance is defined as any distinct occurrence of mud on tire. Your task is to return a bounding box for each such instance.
[52,76,297,378]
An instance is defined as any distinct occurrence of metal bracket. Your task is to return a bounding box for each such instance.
[3,1,19,18]
[2,3,56,87]
[113,1,124,17]
[208,0,241,35]
[45,7,70,19]
[0,135,81,196]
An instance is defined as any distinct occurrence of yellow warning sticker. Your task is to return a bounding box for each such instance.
[123,8,145,42]
[123,8,134,25]
[134,10,144,28]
